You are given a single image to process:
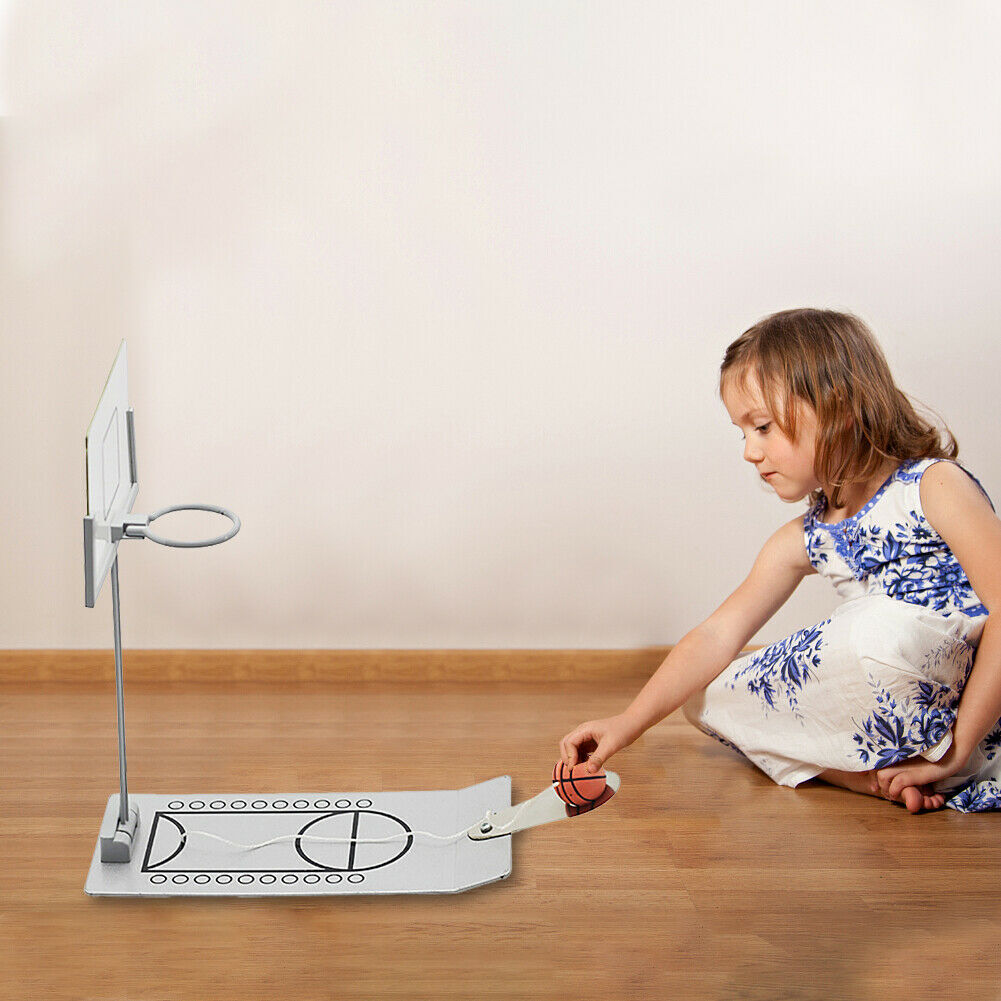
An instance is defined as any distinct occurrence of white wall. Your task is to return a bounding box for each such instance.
[2,2,998,649]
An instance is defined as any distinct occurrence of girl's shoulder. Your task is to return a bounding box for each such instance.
[897,456,994,512]
[803,456,995,529]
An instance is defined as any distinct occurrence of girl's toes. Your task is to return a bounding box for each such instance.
[901,786,924,813]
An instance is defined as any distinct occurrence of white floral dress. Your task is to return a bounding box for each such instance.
[683,457,1001,812]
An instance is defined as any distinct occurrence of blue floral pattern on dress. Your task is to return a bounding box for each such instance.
[851,672,958,769]
[804,459,994,617]
[725,621,826,723]
[949,780,1001,811]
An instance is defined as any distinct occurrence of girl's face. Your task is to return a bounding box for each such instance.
[722,371,822,502]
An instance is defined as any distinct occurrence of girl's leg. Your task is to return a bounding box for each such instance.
[815,767,880,797]
[683,600,956,814]
[815,767,945,813]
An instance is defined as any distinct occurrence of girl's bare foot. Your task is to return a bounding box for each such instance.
[816,767,946,813]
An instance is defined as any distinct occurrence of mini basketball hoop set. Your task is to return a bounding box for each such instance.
[82,342,620,898]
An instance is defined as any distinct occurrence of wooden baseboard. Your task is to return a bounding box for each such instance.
[0,648,682,683]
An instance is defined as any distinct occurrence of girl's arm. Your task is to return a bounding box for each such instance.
[621,515,814,737]
[952,616,1001,759]
[920,461,1001,760]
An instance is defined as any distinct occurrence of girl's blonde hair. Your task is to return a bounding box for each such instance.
[719,308,958,510]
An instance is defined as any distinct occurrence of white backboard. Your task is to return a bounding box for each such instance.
[84,340,139,607]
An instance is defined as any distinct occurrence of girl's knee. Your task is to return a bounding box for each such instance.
[683,652,749,724]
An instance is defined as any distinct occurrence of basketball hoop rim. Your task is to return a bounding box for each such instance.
[128,503,242,548]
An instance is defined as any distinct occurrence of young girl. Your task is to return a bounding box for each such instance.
[560,308,1001,814]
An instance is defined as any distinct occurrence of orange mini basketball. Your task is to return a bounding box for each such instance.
[552,760,607,807]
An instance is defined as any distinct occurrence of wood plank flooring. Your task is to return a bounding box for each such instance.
[2,666,999,1000]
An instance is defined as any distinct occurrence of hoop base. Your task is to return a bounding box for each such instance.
[86,779,511,897]
[99,796,140,862]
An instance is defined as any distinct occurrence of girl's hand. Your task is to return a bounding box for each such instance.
[875,741,970,801]
[559,714,640,773]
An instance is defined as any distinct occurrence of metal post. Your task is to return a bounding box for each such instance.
[110,555,129,826]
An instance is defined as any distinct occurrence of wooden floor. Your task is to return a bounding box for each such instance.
[3,671,1000,1001]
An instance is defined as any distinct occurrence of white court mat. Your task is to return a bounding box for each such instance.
[85,777,512,897]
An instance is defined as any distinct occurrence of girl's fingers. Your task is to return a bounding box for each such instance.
[562,728,594,768]
[567,733,586,767]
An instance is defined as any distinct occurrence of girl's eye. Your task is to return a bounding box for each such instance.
[739,423,770,441]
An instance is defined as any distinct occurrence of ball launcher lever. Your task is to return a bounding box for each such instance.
[467,769,620,840]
